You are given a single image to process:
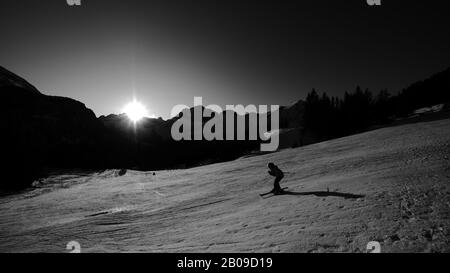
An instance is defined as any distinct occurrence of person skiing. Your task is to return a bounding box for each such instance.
[267,162,284,194]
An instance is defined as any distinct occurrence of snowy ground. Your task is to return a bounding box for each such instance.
[0,118,449,253]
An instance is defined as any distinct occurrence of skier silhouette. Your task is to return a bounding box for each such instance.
[267,162,284,194]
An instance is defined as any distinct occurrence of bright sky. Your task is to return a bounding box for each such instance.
[1,1,449,119]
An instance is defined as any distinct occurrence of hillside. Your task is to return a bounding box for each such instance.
[0,118,449,253]
[1,66,110,189]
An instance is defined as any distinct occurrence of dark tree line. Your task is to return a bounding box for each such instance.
[303,68,450,141]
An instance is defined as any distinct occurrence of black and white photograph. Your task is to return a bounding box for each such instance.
[0,0,449,259]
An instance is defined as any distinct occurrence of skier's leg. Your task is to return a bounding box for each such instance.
[273,177,282,192]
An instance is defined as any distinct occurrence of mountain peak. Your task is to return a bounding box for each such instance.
[0,66,41,95]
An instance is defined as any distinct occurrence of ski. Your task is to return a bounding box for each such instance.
[259,187,288,197]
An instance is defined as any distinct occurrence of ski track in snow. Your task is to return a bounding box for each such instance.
[0,119,449,253]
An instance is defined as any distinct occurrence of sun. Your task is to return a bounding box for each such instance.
[122,99,149,123]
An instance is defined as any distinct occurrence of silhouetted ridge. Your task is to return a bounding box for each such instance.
[0,66,41,94]
[1,66,449,189]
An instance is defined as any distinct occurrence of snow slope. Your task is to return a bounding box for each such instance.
[0,119,449,253]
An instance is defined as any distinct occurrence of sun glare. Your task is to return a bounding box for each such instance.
[122,99,149,123]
